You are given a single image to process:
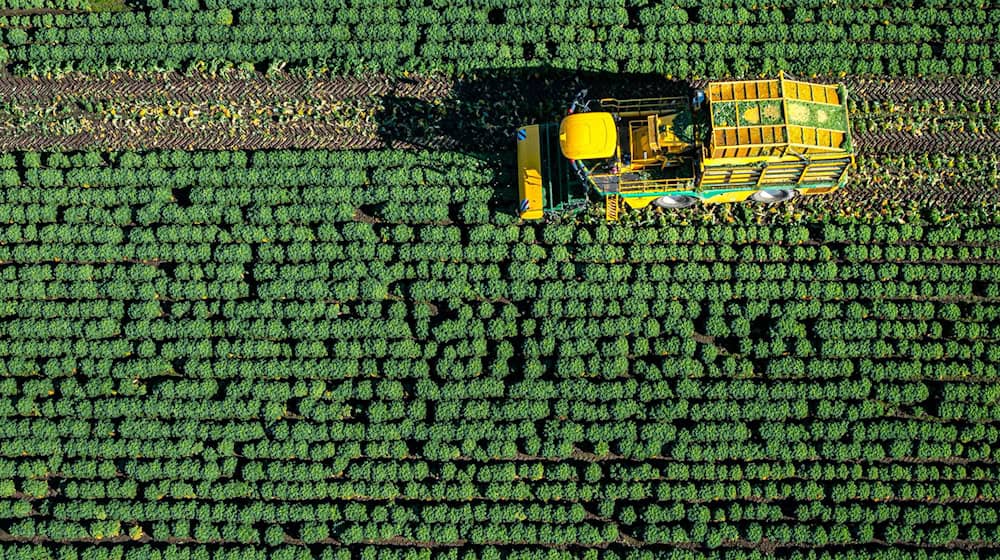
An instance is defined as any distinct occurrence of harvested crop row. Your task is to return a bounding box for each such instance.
[4,71,997,106]
[0,123,382,151]
[853,131,1000,155]
[0,72,453,103]
[8,114,997,160]
[837,77,1000,103]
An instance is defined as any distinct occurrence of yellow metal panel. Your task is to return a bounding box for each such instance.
[735,83,747,100]
[520,170,544,219]
[803,152,846,162]
[764,80,777,99]
[785,82,808,99]
[784,78,841,106]
[629,120,658,162]
[803,169,844,182]
[786,81,798,100]
[703,190,754,204]
[702,153,815,167]
[789,143,838,154]
[760,175,799,185]
[711,84,723,101]
[709,79,782,101]
[813,84,827,103]
[759,163,803,185]
[622,195,660,210]
[516,125,544,220]
[799,185,840,196]
[797,164,812,184]
[558,112,617,160]
[605,194,620,221]
[826,87,840,105]
[803,127,816,146]
[647,115,659,150]
[817,129,831,147]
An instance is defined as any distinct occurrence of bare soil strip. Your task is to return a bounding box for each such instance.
[0,72,452,103]
[4,71,996,105]
[842,77,1000,103]
[833,176,999,207]
[0,122,382,151]
[853,130,1000,155]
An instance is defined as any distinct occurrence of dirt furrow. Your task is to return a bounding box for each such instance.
[0,122,382,151]
[835,184,997,207]
[0,72,454,103]
[6,72,998,106]
[842,77,1000,103]
[854,130,1000,155]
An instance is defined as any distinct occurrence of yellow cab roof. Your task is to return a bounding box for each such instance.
[559,112,617,160]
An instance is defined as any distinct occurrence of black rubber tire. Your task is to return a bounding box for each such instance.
[750,189,797,204]
[652,195,699,209]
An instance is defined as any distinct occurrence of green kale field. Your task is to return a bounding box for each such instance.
[0,1,999,560]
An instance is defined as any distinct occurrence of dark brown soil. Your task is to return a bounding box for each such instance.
[854,130,1000,155]
[0,71,452,103]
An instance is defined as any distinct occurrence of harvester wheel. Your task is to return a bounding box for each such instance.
[750,189,797,204]
[652,195,699,209]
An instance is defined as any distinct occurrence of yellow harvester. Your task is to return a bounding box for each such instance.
[516,72,855,220]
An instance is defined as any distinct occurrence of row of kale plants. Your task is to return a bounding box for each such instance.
[1,1,997,76]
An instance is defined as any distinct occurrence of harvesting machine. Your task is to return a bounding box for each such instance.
[516,71,855,220]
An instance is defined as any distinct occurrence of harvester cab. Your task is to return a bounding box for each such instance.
[516,71,855,221]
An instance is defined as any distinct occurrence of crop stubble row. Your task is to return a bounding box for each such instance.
[0,72,992,104]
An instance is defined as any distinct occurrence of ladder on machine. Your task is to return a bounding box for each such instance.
[605,194,621,221]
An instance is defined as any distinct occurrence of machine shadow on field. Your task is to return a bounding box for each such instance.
[375,67,693,211]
